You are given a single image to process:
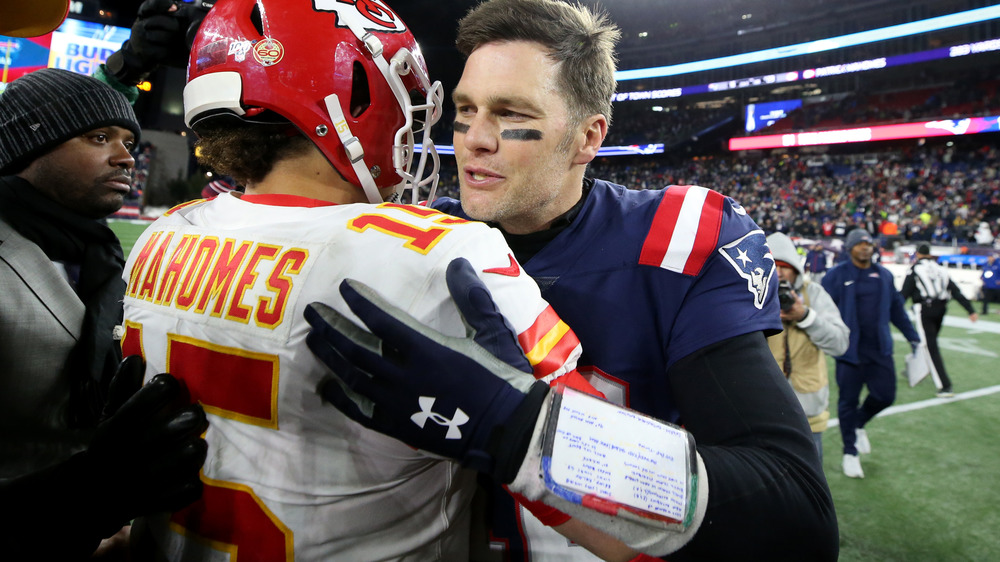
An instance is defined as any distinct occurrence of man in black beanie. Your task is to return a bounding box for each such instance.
[0,68,208,558]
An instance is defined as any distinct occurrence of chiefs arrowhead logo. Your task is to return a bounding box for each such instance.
[483,254,521,277]
[313,0,406,33]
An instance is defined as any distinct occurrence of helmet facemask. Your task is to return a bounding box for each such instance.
[324,17,443,205]
[388,49,443,205]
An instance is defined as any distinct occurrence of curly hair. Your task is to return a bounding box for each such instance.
[194,120,314,186]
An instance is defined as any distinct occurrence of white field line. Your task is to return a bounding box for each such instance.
[828,384,1000,428]
[943,315,1000,334]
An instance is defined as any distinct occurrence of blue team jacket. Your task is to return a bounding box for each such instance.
[982,260,1000,290]
[821,260,920,365]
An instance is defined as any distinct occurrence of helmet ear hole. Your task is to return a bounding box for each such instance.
[350,61,371,118]
[250,4,264,36]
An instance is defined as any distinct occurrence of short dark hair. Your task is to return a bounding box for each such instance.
[456,0,620,127]
[195,121,314,186]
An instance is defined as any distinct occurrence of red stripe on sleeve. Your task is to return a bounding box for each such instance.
[517,306,562,354]
[682,189,725,276]
[530,328,581,379]
[638,185,688,267]
[517,306,582,380]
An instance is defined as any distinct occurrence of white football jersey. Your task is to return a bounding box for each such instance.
[121,193,581,561]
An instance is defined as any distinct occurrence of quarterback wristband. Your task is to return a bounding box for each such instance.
[508,384,710,557]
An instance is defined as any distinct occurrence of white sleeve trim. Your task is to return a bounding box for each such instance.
[796,306,816,328]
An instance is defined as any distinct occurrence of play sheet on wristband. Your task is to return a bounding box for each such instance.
[542,386,692,523]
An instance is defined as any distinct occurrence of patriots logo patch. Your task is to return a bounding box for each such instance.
[314,0,407,33]
[718,230,774,310]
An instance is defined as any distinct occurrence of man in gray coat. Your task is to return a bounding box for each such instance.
[766,232,849,463]
[1,68,142,473]
[0,68,207,558]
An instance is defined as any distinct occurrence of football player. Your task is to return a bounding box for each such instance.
[305,0,839,560]
[120,0,586,559]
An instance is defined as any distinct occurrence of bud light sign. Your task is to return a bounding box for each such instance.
[48,19,129,76]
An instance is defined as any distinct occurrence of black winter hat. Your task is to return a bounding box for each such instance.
[0,68,140,174]
[844,228,873,252]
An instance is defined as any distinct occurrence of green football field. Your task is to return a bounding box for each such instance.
[823,301,1000,561]
[108,219,1000,559]
[108,218,151,256]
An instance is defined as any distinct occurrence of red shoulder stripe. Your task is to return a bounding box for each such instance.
[685,189,725,275]
[638,185,725,276]
[638,185,687,269]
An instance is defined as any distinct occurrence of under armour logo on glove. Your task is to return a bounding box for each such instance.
[305,257,552,481]
[411,396,469,439]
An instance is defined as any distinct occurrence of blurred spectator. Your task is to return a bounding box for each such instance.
[974,222,995,245]
[200,175,237,199]
[980,254,1000,315]
[806,242,829,284]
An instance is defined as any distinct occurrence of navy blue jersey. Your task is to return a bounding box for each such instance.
[434,179,782,560]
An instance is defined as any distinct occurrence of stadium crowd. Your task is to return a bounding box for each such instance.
[588,141,1000,247]
[599,64,1000,151]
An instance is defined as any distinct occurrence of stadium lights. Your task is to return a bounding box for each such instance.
[728,115,1000,151]
[612,36,1000,103]
[615,5,1000,81]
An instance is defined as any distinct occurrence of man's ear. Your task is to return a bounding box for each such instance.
[572,114,607,166]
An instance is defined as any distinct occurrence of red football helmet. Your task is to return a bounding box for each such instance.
[184,0,443,203]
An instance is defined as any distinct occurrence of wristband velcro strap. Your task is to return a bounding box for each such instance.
[488,381,550,484]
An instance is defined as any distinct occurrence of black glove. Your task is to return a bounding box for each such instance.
[0,356,208,558]
[305,258,548,483]
[85,356,209,523]
[104,0,199,85]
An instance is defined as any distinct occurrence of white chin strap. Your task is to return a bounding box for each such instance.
[323,93,384,204]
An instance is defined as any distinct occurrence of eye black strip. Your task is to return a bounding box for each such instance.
[453,122,470,133]
[501,129,543,141]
